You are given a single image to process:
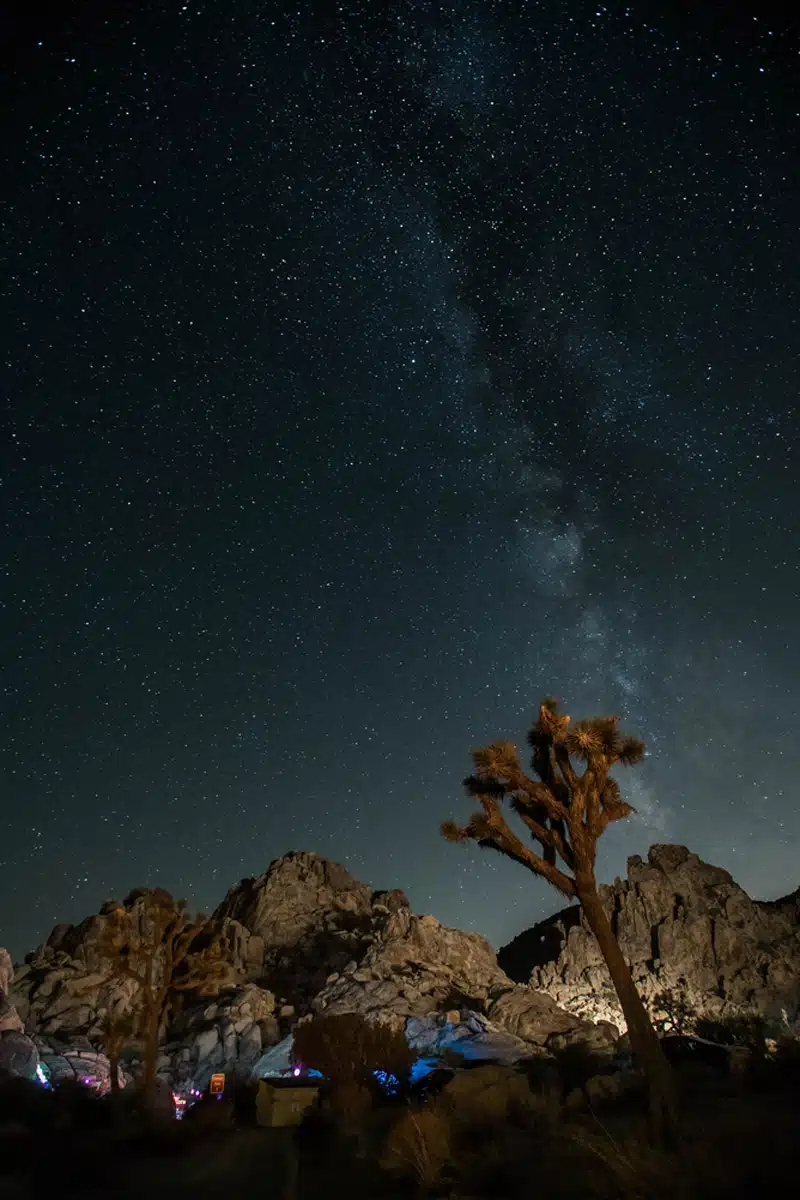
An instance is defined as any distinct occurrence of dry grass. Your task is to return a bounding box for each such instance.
[381,1107,453,1192]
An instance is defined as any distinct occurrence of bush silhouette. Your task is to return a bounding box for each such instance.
[292,1012,414,1092]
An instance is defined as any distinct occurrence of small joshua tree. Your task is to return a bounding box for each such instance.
[97,1004,138,1094]
[441,698,676,1145]
[99,888,232,1099]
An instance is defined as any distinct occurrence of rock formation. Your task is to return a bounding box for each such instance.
[11,843,796,1092]
[33,1043,122,1093]
[164,982,279,1090]
[0,948,24,1035]
[7,851,613,1089]
[0,948,39,1079]
[311,905,617,1054]
[498,844,800,1032]
[312,908,510,1023]
[215,851,411,1011]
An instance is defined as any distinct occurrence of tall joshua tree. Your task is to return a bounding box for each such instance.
[99,888,231,1099]
[441,698,677,1145]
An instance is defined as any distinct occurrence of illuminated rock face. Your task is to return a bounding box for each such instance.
[498,844,800,1033]
[312,908,511,1024]
[0,948,24,1034]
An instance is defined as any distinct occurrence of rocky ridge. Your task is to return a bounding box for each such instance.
[6,844,797,1092]
[498,844,800,1031]
[6,851,615,1088]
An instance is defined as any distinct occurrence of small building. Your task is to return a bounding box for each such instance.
[256,1077,321,1128]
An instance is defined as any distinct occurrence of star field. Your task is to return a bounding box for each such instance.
[2,2,798,959]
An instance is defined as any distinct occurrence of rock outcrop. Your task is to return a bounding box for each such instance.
[310,905,616,1054]
[0,1031,39,1079]
[215,851,410,1011]
[8,852,616,1088]
[9,843,800,1093]
[312,908,510,1023]
[499,844,800,1032]
[0,948,24,1035]
[0,948,38,1079]
[11,892,193,1040]
[164,982,279,1091]
[33,1043,122,1093]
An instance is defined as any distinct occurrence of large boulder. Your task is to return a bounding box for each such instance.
[250,1010,583,1082]
[311,908,511,1024]
[487,988,617,1054]
[34,1044,121,1094]
[499,844,800,1032]
[0,1031,39,1079]
[405,1011,538,1064]
[11,951,139,1040]
[0,949,40,1080]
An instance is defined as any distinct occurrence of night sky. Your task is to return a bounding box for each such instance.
[2,2,798,961]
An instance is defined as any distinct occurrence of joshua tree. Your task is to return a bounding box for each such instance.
[97,1004,139,1094]
[441,698,677,1145]
[99,888,232,1098]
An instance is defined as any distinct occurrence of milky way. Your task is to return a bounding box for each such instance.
[2,3,798,958]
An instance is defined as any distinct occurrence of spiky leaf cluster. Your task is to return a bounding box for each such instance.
[441,698,642,896]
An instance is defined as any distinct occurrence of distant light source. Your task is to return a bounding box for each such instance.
[292,1066,301,1076]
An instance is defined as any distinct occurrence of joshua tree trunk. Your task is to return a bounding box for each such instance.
[578,885,677,1146]
[108,1048,120,1094]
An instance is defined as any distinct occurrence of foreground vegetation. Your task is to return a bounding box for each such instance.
[1,1026,799,1199]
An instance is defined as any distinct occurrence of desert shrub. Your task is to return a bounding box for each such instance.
[518,1054,561,1092]
[551,1043,608,1097]
[694,1013,766,1050]
[327,1079,373,1136]
[292,1012,414,1091]
[381,1107,453,1192]
[567,1128,678,1200]
[437,1064,556,1138]
[650,987,697,1036]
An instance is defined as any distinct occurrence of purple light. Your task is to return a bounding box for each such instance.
[293,1067,301,1077]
